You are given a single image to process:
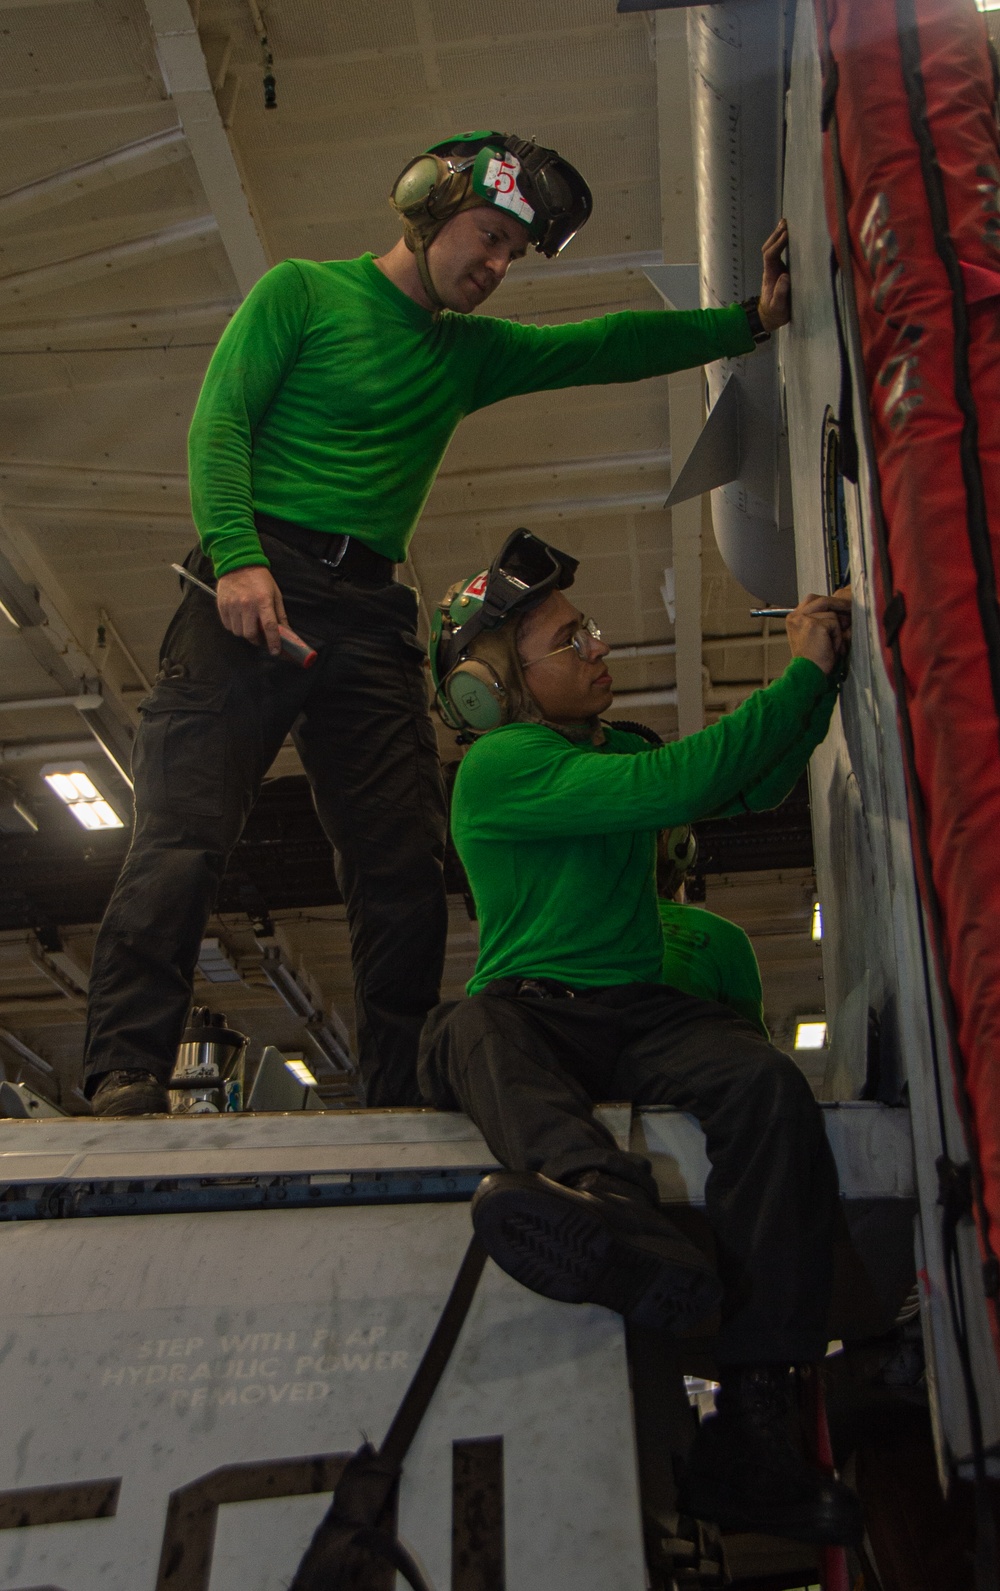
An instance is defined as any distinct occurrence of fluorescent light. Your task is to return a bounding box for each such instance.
[811,900,823,943]
[977,1,1000,11]
[284,1059,318,1087]
[0,598,20,629]
[795,1019,828,1050]
[42,763,124,830]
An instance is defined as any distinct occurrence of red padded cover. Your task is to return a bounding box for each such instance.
[817,0,1000,1344]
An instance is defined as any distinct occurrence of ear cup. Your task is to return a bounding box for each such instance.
[391,154,471,223]
[445,660,505,732]
[663,826,697,874]
[391,155,445,213]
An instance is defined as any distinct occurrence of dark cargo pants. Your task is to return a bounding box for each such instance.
[418,980,840,1363]
[84,532,447,1106]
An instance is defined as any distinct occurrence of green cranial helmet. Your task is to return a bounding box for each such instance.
[390,130,592,310]
[429,528,578,735]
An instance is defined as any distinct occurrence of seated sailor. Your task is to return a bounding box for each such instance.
[420,529,859,1547]
[656,824,767,1034]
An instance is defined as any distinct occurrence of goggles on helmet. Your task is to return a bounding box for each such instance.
[430,528,578,707]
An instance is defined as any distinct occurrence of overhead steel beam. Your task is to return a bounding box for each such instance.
[0,127,187,220]
[0,1028,54,1076]
[143,0,270,295]
[657,9,705,737]
[0,546,45,628]
[0,739,96,766]
[0,522,135,788]
[0,216,218,309]
[0,692,104,713]
[256,941,356,1079]
[30,933,89,999]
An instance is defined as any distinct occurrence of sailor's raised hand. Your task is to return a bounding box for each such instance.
[759,219,791,333]
[786,587,852,675]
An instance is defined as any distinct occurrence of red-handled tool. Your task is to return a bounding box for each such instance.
[170,563,318,669]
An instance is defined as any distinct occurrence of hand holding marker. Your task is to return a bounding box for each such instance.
[171,563,317,669]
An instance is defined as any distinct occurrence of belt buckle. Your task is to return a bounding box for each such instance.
[517,978,573,1000]
[323,534,350,570]
[518,979,548,999]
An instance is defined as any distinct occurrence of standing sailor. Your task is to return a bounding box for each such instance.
[83,131,790,1114]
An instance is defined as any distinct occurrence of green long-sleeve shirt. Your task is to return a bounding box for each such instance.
[452,657,839,994]
[658,901,766,1033]
[188,253,755,576]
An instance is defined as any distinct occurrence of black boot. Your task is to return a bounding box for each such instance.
[470,1168,722,1332]
[678,1364,863,1547]
[92,1069,171,1117]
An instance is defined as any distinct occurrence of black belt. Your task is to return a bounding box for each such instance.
[515,978,577,1000]
[254,511,395,585]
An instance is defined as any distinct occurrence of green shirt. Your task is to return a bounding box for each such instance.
[452,658,838,994]
[188,254,755,576]
[658,901,766,1033]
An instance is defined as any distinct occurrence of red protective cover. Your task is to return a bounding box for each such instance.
[816,0,1000,1350]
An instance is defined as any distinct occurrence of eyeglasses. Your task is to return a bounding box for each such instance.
[522,616,603,669]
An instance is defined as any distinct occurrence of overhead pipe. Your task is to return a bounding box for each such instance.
[0,127,187,219]
[0,693,103,714]
[0,216,219,309]
[0,301,237,353]
[606,632,788,662]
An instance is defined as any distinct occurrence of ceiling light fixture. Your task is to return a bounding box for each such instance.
[284,1058,318,1087]
[41,763,124,831]
[811,900,823,943]
[794,1019,827,1050]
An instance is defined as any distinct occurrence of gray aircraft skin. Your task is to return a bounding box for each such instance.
[651,0,1000,1492]
[0,5,993,1590]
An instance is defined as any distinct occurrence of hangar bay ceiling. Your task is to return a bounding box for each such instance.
[0,0,823,1103]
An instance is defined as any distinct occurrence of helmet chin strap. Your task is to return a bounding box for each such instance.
[406,229,446,316]
[399,184,494,318]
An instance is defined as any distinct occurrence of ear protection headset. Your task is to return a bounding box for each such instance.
[661,825,699,876]
[440,656,508,734]
[391,152,474,227]
[656,824,699,899]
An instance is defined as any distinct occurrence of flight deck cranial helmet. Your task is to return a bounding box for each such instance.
[429,528,578,734]
[390,130,593,312]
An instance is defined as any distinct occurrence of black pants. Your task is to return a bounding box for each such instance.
[418,981,840,1364]
[84,532,447,1106]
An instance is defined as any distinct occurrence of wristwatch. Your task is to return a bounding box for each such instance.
[741,295,771,345]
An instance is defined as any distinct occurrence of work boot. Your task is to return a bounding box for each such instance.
[92,1069,171,1117]
[471,1168,722,1332]
[678,1364,863,1547]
